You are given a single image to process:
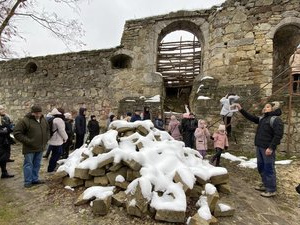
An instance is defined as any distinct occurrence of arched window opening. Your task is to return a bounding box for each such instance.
[111,54,132,69]
[273,25,300,93]
[25,62,38,74]
[157,30,201,88]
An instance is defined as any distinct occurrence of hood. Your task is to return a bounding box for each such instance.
[49,108,62,116]
[265,108,282,117]
[79,107,86,116]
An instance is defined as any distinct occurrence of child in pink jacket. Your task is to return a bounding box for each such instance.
[194,119,210,158]
[210,124,229,166]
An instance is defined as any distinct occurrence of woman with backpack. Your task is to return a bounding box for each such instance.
[234,101,284,198]
[47,108,68,172]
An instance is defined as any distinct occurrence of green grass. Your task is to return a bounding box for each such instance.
[0,188,20,224]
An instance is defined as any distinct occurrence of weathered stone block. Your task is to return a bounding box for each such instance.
[109,162,123,172]
[74,168,92,180]
[89,168,105,177]
[210,173,229,185]
[123,159,142,171]
[214,202,235,217]
[155,209,185,223]
[62,177,84,188]
[74,193,95,206]
[92,196,112,216]
[186,184,204,198]
[216,183,231,194]
[207,192,220,212]
[187,213,209,225]
[112,191,127,207]
[126,169,141,181]
[117,127,135,134]
[98,156,114,169]
[115,181,129,190]
[51,170,68,180]
[174,172,189,192]
[136,125,149,136]
[126,199,142,217]
[94,176,109,186]
[106,167,127,185]
[85,179,97,188]
[92,145,106,155]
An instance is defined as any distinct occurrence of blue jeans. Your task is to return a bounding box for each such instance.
[256,146,276,192]
[23,151,43,185]
[47,145,63,172]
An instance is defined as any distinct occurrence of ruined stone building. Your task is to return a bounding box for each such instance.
[0,0,299,153]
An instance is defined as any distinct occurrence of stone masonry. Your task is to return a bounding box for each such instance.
[0,0,299,154]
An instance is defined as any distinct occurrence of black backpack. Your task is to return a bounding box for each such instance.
[48,117,58,137]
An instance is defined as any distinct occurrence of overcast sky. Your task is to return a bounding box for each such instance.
[12,0,225,58]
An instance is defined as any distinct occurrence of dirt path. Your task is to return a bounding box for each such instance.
[0,145,299,225]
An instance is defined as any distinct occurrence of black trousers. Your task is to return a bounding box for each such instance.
[293,74,300,92]
[222,116,232,136]
[211,147,223,166]
[75,134,84,149]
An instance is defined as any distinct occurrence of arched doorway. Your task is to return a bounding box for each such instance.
[157,21,204,112]
[273,24,300,93]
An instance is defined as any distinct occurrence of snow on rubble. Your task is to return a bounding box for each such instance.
[57,120,233,223]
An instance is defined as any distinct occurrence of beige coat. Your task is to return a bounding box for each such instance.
[289,49,300,74]
[48,117,68,146]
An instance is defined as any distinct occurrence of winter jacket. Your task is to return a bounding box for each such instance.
[194,127,210,151]
[168,119,181,140]
[220,95,240,117]
[48,116,68,146]
[0,115,14,162]
[289,49,300,74]
[130,114,142,122]
[239,108,284,150]
[154,118,165,131]
[87,120,100,139]
[75,108,86,135]
[143,111,151,120]
[212,131,229,150]
[14,113,49,154]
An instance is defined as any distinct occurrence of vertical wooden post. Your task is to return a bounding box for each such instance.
[287,71,293,156]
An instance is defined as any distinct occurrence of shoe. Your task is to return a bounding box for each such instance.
[1,173,14,178]
[32,180,45,185]
[7,159,15,162]
[254,184,266,192]
[260,191,276,197]
[24,183,33,188]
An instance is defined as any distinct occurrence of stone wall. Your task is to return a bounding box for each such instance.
[0,0,299,154]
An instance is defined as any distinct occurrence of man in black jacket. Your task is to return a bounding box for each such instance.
[75,107,86,149]
[235,102,284,197]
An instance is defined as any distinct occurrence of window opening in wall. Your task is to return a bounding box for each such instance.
[273,25,300,94]
[111,54,132,69]
[25,62,38,74]
[157,31,201,88]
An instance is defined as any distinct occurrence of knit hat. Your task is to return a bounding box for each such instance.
[31,105,42,113]
[271,101,280,110]
[218,124,226,131]
[64,112,72,120]
[49,108,61,116]
[0,105,4,110]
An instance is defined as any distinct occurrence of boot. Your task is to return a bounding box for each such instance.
[1,171,14,179]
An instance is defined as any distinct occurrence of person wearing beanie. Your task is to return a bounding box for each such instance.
[61,112,74,159]
[75,107,87,149]
[14,105,49,187]
[46,108,68,172]
[289,44,300,93]
[0,105,14,178]
[87,115,100,142]
[194,119,210,158]
[234,102,284,198]
[210,124,228,167]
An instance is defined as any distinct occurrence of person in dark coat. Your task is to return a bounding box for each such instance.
[181,113,198,148]
[87,115,100,142]
[14,105,50,187]
[235,101,284,198]
[61,112,74,159]
[75,107,86,149]
[130,109,142,122]
[143,106,151,120]
[154,114,165,130]
[0,105,14,178]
